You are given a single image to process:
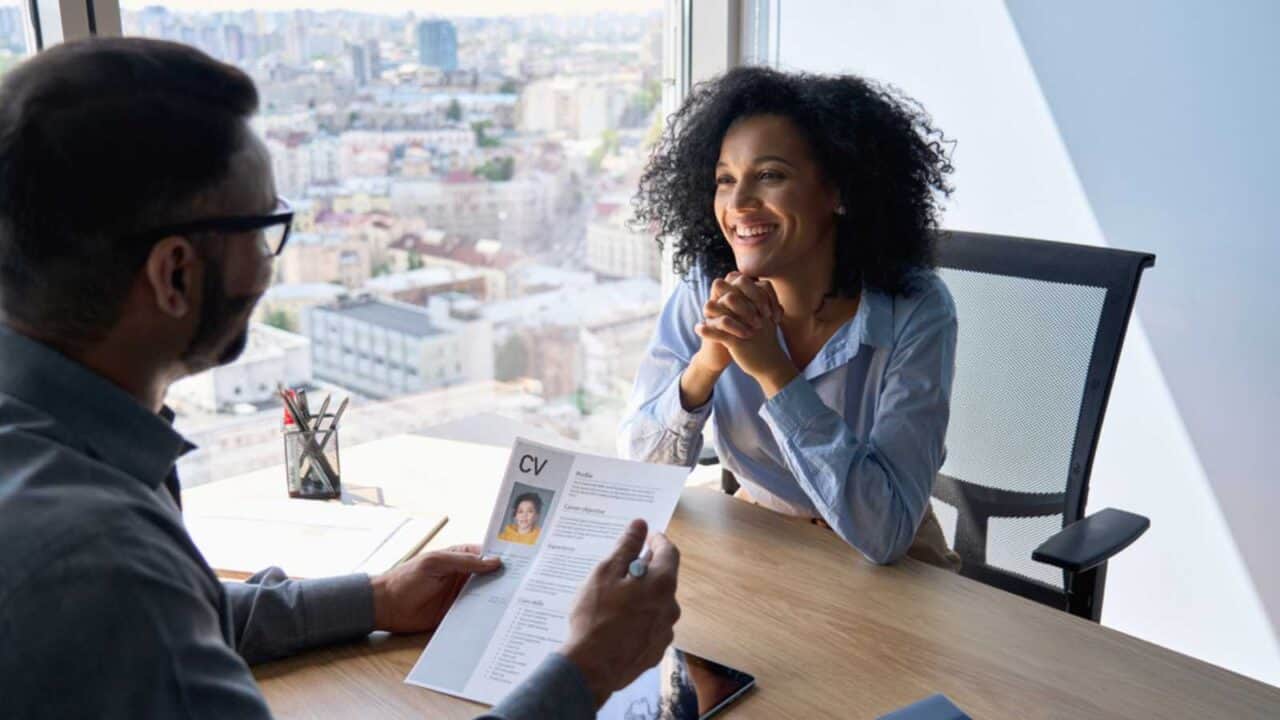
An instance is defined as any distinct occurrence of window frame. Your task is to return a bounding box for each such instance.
[28,0,120,49]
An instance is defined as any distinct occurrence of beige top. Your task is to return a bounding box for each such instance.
[907,504,961,571]
[737,486,960,570]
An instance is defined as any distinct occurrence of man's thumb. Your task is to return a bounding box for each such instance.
[600,518,647,576]
[428,550,502,575]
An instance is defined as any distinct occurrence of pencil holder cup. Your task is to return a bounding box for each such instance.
[285,417,341,500]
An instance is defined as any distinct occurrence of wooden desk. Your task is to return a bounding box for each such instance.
[190,435,1280,719]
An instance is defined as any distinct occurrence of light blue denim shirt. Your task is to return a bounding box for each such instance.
[619,270,957,565]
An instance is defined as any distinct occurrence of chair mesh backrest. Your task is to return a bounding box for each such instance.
[931,267,1107,587]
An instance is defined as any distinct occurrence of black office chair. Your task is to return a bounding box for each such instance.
[701,231,1154,622]
[930,230,1153,621]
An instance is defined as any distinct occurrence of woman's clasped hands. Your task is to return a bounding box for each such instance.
[694,272,798,395]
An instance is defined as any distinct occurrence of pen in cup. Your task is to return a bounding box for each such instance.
[299,396,349,480]
[279,388,339,496]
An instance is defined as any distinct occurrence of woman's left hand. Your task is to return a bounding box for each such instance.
[697,274,799,397]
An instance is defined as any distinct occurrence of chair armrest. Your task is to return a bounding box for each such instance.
[697,445,720,466]
[1032,508,1150,573]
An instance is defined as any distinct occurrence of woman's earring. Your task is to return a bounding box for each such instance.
[835,205,847,216]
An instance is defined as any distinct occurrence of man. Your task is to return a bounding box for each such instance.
[0,38,680,719]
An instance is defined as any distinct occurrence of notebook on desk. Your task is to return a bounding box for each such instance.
[183,499,448,580]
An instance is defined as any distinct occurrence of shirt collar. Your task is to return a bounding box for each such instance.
[0,324,195,488]
[798,287,895,380]
[852,288,895,348]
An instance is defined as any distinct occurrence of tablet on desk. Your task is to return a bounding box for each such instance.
[598,647,755,720]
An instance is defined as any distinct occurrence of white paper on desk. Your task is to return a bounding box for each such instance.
[184,499,430,579]
[405,437,689,706]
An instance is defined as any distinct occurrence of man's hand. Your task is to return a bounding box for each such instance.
[371,544,501,634]
[561,519,681,709]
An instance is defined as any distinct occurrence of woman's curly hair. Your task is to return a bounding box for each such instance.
[634,66,954,298]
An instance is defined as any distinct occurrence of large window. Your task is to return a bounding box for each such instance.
[121,2,669,485]
[0,2,31,76]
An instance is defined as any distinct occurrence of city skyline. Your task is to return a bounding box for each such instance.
[120,0,660,17]
[124,1,671,475]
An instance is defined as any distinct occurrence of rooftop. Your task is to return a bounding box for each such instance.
[314,298,443,338]
[483,277,661,328]
[227,323,312,364]
[264,282,348,301]
[511,264,596,289]
[364,266,483,292]
[286,232,348,246]
[389,234,527,270]
[305,177,391,198]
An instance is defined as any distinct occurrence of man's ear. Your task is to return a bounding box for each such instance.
[144,236,200,319]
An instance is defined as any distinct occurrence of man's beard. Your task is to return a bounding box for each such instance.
[180,259,260,373]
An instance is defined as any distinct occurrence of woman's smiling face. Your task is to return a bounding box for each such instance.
[713,114,840,279]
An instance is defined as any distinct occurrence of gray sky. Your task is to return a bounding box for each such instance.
[119,0,660,15]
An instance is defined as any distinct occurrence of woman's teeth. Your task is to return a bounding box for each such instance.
[736,224,776,238]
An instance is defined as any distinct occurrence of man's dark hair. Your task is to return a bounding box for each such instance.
[512,492,543,517]
[0,37,259,344]
[634,66,954,299]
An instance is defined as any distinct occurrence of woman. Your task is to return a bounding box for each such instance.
[497,492,543,545]
[620,67,959,568]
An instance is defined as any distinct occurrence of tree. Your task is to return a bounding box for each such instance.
[588,145,607,173]
[446,98,463,122]
[588,130,619,174]
[263,309,296,333]
[474,156,515,182]
[573,387,593,415]
[631,79,661,116]
[644,112,663,148]
[495,335,529,381]
[408,251,425,270]
[471,120,501,148]
[371,261,392,277]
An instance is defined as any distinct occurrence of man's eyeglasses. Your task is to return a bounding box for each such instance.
[128,197,294,257]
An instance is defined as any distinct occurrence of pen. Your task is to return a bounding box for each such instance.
[393,515,451,567]
[314,394,332,429]
[628,545,653,578]
[318,397,349,450]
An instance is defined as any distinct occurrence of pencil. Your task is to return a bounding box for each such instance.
[394,515,451,567]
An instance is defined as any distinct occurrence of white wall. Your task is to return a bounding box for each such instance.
[776,0,1279,686]
[1003,0,1280,666]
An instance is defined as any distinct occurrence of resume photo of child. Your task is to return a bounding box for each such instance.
[496,482,554,546]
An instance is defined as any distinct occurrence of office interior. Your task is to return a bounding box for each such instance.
[1,0,1276,715]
